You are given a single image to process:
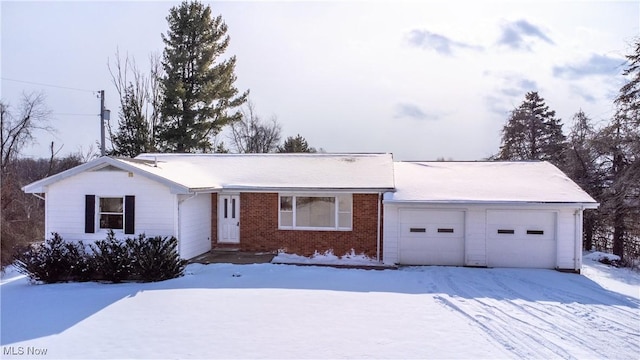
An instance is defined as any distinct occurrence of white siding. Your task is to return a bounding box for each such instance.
[464,209,487,266]
[383,203,585,270]
[556,208,581,270]
[382,204,399,265]
[178,193,212,259]
[45,168,176,243]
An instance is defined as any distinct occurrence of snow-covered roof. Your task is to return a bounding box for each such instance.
[23,153,396,194]
[385,161,598,206]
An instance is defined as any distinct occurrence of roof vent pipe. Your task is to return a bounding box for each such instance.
[154,156,158,167]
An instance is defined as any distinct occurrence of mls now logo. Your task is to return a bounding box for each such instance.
[3,346,48,356]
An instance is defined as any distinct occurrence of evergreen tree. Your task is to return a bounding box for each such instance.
[109,85,150,157]
[564,110,602,250]
[278,134,316,153]
[158,1,248,152]
[496,91,566,166]
[595,38,640,260]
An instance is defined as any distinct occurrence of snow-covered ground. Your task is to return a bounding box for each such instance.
[1,255,638,359]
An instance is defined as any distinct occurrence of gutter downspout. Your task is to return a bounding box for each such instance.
[31,193,46,201]
[574,206,584,273]
[376,192,382,263]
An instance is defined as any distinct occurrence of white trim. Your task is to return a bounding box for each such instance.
[278,193,353,231]
[95,195,125,233]
[22,157,191,194]
[218,194,240,243]
[376,192,381,262]
[383,199,599,209]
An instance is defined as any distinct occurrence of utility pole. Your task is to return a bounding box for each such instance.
[99,90,105,156]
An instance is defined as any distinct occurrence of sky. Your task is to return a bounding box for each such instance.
[1,0,638,161]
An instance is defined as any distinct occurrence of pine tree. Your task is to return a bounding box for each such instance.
[496,91,566,166]
[109,85,150,157]
[595,38,640,260]
[158,1,248,152]
[278,134,316,153]
[564,110,602,250]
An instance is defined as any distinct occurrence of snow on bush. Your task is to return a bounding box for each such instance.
[584,251,622,266]
[272,249,380,266]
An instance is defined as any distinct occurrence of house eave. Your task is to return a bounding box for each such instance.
[383,199,600,208]
[212,186,396,194]
[22,156,191,195]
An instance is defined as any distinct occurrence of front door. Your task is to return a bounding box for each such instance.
[219,195,240,243]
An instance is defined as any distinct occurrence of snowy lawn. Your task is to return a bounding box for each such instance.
[1,256,639,359]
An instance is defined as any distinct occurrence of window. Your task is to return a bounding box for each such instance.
[99,197,123,230]
[527,230,544,235]
[437,228,454,233]
[279,194,352,230]
[410,228,426,233]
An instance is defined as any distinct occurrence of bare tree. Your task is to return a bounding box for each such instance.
[107,49,163,156]
[0,93,58,269]
[1,92,53,174]
[229,101,281,153]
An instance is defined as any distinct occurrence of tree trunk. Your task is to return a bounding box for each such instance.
[583,214,594,251]
[612,208,625,259]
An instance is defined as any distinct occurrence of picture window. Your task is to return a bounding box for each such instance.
[279,195,352,230]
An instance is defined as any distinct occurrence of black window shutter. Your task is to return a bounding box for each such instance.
[124,195,135,234]
[85,195,95,233]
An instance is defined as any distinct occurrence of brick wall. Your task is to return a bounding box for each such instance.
[211,193,382,259]
[209,192,383,259]
[238,193,382,259]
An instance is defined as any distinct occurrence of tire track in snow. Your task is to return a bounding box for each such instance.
[444,273,573,359]
[432,295,526,359]
[494,272,640,336]
[487,272,626,358]
[500,272,640,315]
[431,269,576,359]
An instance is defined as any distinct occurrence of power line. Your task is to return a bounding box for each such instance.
[1,77,96,93]
[53,112,98,116]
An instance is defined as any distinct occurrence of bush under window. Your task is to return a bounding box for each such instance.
[13,232,186,284]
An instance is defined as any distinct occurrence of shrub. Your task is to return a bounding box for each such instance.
[127,234,187,282]
[90,230,134,283]
[13,233,92,283]
[14,231,186,284]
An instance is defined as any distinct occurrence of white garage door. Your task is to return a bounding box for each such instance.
[486,210,556,269]
[398,210,465,266]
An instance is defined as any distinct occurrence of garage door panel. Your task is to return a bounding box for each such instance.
[400,223,464,238]
[486,210,556,269]
[399,237,464,266]
[400,209,464,224]
[398,210,465,266]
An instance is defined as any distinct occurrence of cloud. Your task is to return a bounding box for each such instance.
[569,85,596,103]
[499,78,538,97]
[484,71,538,98]
[407,30,483,55]
[553,54,624,79]
[394,103,439,121]
[483,72,538,117]
[498,19,554,50]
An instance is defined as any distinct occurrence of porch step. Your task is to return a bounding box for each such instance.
[213,244,241,252]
